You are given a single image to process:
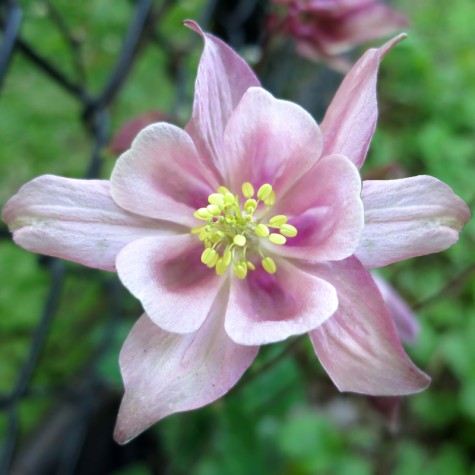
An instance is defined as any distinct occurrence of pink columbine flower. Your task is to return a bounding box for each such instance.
[2,21,469,444]
[273,0,408,67]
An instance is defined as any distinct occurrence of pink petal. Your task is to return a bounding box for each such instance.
[184,21,260,181]
[356,176,471,268]
[306,257,430,395]
[268,154,363,262]
[225,260,338,345]
[1,175,176,271]
[320,34,406,169]
[110,123,217,229]
[116,234,222,334]
[223,87,323,195]
[114,308,259,444]
[372,274,419,344]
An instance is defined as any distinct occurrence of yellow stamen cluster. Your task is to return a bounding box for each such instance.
[192,182,297,279]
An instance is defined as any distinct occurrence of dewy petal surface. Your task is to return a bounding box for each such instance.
[184,20,260,181]
[111,123,216,229]
[306,257,430,395]
[116,234,222,334]
[225,259,338,346]
[320,34,406,169]
[223,87,323,194]
[356,176,471,268]
[1,175,176,271]
[268,154,363,262]
[114,307,259,444]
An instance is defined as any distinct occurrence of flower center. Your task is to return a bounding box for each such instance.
[192,182,298,279]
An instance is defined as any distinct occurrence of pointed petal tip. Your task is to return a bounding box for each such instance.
[113,407,144,446]
[334,365,431,396]
[113,426,129,446]
[183,19,201,34]
[379,33,407,57]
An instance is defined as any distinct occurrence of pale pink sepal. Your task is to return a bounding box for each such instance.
[269,154,363,262]
[307,257,430,395]
[111,123,216,229]
[1,175,177,271]
[356,176,471,269]
[116,234,223,334]
[225,260,338,345]
[114,309,259,444]
[320,34,406,169]
[184,20,260,181]
[223,87,322,195]
[372,274,419,344]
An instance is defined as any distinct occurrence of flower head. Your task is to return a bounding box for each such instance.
[2,21,470,444]
[273,0,409,69]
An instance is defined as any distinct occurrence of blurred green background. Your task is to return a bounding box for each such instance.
[0,0,474,474]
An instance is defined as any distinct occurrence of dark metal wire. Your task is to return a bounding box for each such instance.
[0,0,22,91]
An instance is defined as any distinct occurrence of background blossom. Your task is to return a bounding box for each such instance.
[271,0,408,69]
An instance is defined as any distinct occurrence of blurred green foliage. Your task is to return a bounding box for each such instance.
[1,0,474,474]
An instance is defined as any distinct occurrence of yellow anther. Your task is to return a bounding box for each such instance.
[269,215,287,226]
[280,223,298,237]
[201,248,216,264]
[242,182,254,198]
[208,193,225,207]
[194,208,212,220]
[223,249,232,266]
[262,257,277,274]
[269,233,286,245]
[234,263,248,280]
[244,199,257,214]
[209,232,221,244]
[264,191,276,207]
[195,183,297,279]
[254,223,269,238]
[224,192,235,206]
[257,183,273,201]
[218,186,230,195]
[216,258,229,275]
[233,234,246,247]
[207,252,219,268]
[207,204,222,216]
